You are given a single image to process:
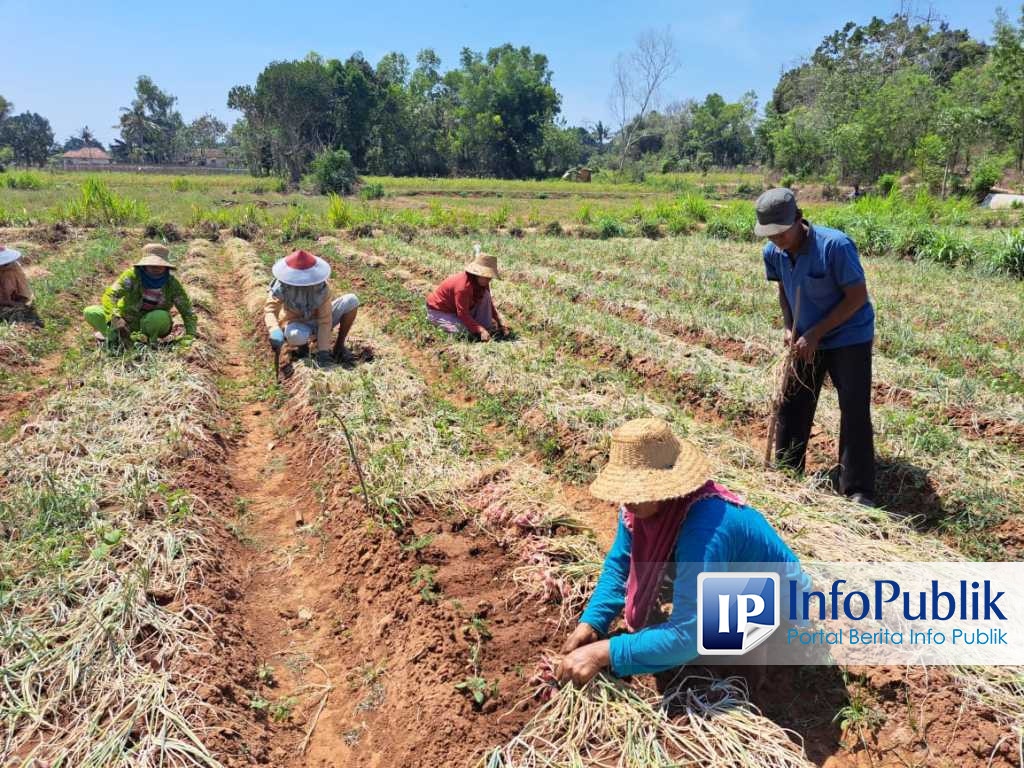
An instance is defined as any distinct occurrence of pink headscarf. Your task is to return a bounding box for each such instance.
[621,480,744,631]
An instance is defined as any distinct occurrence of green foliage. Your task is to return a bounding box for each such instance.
[113,75,183,164]
[705,201,755,241]
[970,155,1005,199]
[170,177,191,192]
[991,230,1024,278]
[412,565,441,602]
[779,173,797,189]
[678,192,709,221]
[1,170,47,189]
[454,676,498,707]
[308,147,357,195]
[595,215,624,239]
[280,206,319,242]
[914,133,947,192]
[876,173,899,195]
[55,177,149,225]
[359,182,385,200]
[326,194,354,228]
[0,112,54,166]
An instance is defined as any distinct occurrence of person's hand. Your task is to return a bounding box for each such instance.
[561,623,599,654]
[316,350,332,365]
[479,328,492,342]
[792,328,820,361]
[112,317,127,331]
[556,639,611,687]
[269,327,285,351]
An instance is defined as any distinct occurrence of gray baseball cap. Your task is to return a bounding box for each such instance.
[755,188,798,237]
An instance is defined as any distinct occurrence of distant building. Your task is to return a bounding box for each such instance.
[62,147,111,167]
[202,148,228,168]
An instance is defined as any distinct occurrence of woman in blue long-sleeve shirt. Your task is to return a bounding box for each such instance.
[555,418,805,686]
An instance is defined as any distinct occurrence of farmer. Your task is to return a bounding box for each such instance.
[756,188,876,507]
[84,243,197,346]
[556,418,806,687]
[425,245,507,341]
[0,245,43,327]
[264,249,359,376]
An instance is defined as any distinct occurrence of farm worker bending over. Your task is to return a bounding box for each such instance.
[264,249,359,376]
[0,245,42,327]
[425,244,507,341]
[756,188,876,507]
[556,418,805,687]
[84,243,196,346]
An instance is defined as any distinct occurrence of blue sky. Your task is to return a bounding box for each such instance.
[1,0,1006,147]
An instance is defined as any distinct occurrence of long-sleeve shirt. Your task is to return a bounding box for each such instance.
[579,497,805,678]
[263,293,334,353]
[0,263,32,305]
[101,268,197,336]
[425,272,501,336]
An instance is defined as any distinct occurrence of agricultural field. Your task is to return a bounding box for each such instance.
[1,173,1023,767]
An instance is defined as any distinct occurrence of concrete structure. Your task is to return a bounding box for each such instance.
[61,147,111,167]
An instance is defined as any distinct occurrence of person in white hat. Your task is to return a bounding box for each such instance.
[83,243,197,346]
[556,418,806,687]
[425,244,507,341]
[264,249,359,376]
[0,244,42,327]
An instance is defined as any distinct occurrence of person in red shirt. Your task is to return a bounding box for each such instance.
[425,245,507,341]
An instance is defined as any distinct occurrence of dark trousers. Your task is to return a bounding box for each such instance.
[774,340,875,497]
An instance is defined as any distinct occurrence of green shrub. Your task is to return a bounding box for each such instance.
[280,206,318,242]
[705,202,756,241]
[543,220,563,236]
[876,173,899,196]
[359,183,385,201]
[273,177,288,193]
[779,174,797,189]
[0,204,32,226]
[56,178,148,226]
[991,230,1024,278]
[231,204,264,240]
[308,147,357,195]
[596,215,624,239]
[1,170,47,190]
[666,212,695,235]
[970,155,1005,200]
[170,177,191,192]
[916,229,972,267]
[575,204,593,224]
[735,180,761,196]
[489,204,510,228]
[326,194,354,228]
[638,218,661,239]
[678,193,709,222]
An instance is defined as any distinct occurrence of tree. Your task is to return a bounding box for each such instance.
[992,7,1024,170]
[0,95,12,123]
[0,112,55,166]
[63,126,105,152]
[116,76,183,163]
[609,28,680,170]
[181,113,227,162]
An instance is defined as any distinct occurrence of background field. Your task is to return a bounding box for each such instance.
[1,173,1022,768]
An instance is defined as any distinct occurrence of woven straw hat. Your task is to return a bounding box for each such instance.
[0,246,22,267]
[135,243,175,270]
[589,418,711,503]
[465,243,499,280]
[272,249,331,286]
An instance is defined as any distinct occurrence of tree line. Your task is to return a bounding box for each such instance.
[3,7,1024,191]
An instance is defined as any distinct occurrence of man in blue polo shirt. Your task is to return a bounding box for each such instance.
[756,188,876,506]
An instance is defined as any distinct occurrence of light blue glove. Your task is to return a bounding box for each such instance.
[269,327,285,351]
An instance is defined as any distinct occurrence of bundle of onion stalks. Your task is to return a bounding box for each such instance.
[484,662,811,768]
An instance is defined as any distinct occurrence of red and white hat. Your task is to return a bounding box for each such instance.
[271,249,331,286]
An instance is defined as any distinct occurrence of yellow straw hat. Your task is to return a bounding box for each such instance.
[465,243,499,280]
[135,243,175,270]
[589,418,711,504]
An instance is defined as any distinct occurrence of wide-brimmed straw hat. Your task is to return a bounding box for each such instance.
[589,418,711,504]
[465,243,499,280]
[272,249,331,286]
[135,243,175,270]
[0,246,22,267]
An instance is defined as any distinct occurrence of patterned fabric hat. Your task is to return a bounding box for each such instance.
[589,418,711,504]
[272,249,331,286]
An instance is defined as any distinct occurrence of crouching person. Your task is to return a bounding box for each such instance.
[0,245,43,327]
[264,249,358,377]
[557,418,806,690]
[425,245,507,341]
[84,243,196,347]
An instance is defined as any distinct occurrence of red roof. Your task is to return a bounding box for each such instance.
[63,147,110,160]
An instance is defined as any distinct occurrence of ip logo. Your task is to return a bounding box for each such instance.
[697,572,779,655]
